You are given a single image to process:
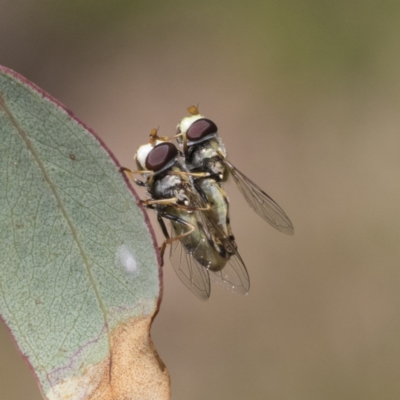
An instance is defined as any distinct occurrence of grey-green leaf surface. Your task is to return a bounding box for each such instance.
[0,67,166,399]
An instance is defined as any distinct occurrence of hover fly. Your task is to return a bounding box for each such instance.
[175,106,294,237]
[121,130,249,299]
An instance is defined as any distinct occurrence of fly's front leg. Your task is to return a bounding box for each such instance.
[157,214,170,240]
[155,208,195,267]
[158,213,195,264]
[120,166,155,187]
[156,214,170,267]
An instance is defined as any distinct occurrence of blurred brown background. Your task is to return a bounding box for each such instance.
[1,1,400,399]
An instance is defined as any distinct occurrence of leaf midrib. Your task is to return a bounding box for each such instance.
[0,89,112,360]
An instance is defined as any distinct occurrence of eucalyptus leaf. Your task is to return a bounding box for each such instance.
[0,66,169,400]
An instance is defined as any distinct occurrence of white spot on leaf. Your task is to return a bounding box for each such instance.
[115,245,139,278]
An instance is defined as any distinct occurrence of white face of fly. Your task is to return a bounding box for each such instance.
[177,113,204,134]
[135,140,163,170]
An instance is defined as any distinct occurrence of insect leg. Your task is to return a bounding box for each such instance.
[157,213,170,239]
[143,203,200,266]
[135,180,146,187]
[120,166,154,187]
[168,170,210,178]
[140,197,179,207]
[154,213,171,267]
[158,213,195,263]
[174,203,211,212]
[140,197,210,211]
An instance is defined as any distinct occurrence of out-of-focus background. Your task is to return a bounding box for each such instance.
[1,1,400,399]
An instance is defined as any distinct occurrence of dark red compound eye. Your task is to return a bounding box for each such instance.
[186,118,217,142]
[145,142,178,171]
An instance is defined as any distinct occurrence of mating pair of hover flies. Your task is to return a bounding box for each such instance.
[122,106,294,299]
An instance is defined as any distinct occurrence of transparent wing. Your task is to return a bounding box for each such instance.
[192,192,250,295]
[209,254,250,296]
[169,215,211,300]
[225,160,294,235]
